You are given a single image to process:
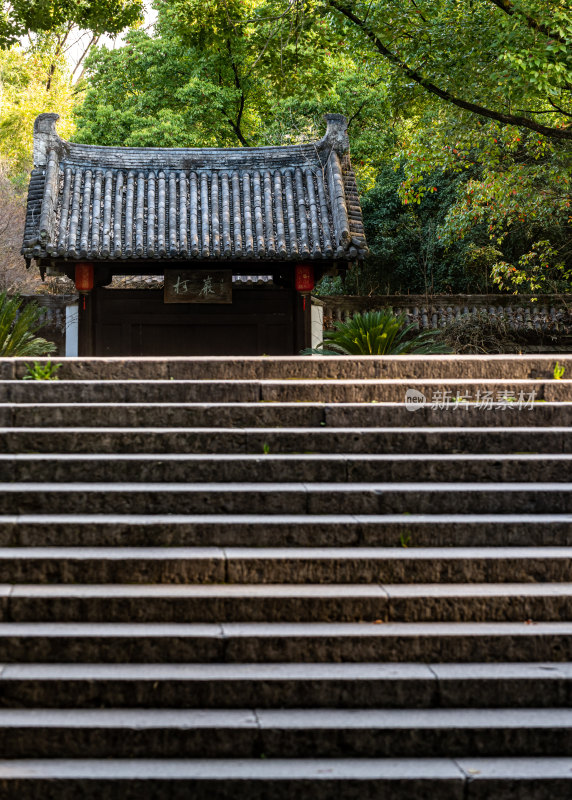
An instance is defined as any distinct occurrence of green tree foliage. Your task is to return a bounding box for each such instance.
[0,159,29,291]
[0,0,145,176]
[393,114,571,295]
[323,0,572,294]
[0,45,76,176]
[0,2,145,293]
[360,164,497,295]
[73,0,571,296]
[0,1,143,48]
[74,0,389,152]
[326,0,571,141]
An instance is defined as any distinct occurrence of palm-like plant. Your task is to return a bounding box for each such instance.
[0,292,57,357]
[303,310,451,355]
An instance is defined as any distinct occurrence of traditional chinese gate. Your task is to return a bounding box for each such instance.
[22,112,367,356]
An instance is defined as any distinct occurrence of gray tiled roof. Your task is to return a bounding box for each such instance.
[22,113,367,264]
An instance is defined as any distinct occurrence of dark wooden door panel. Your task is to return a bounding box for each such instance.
[93,287,295,356]
[137,323,259,356]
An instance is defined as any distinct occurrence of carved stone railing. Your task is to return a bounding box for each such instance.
[315,294,570,333]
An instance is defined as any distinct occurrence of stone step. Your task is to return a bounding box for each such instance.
[2,353,569,789]
[4,756,572,800]
[2,621,572,663]
[3,662,572,709]
[1,482,570,515]
[2,426,569,454]
[3,583,572,623]
[0,378,569,404]
[3,354,570,380]
[1,402,569,428]
[1,546,571,585]
[1,514,570,548]
[1,453,571,484]
[1,707,572,759]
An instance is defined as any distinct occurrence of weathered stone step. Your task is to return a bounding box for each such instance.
[1,482,570,515]
[1,546,571,585]
[1,584,385,623]
[1,402,569,428]
[3,662,572,710]
[0,378,569,404]
[5,756,572,800]
[1,707,572,759]
[2,453,570,484]
[4,583,572,623]
[1,514,570,548]
[2,426,569,455]
[2,621,572,663]
[3,353,570,380]
[1,352,569,786]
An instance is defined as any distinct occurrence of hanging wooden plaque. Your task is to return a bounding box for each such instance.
[164,269,232,303]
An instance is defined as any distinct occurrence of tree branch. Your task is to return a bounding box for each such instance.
[329,0,572,140]
[548,97,572,120]
[487,0,567,46]
[227,115,250,146]
[407,0,428,24]
[347,97,370,127]
[72,34,100,84]
[227,39,250,146]
[46,21,74,90]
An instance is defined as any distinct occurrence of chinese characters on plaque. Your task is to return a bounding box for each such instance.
[164,270,232,304]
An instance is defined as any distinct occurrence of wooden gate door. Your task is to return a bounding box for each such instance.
[92,286,298,356]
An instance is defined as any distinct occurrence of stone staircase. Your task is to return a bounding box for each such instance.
[0,354,571,798]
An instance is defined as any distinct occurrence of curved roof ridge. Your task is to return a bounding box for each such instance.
[32,112,349,169]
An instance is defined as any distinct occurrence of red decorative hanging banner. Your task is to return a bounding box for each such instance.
[75,263,94,292]
[295,264,314,292]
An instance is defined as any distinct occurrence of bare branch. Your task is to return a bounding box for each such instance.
[72,34,100,83]
[244,11,286,79]
[241,0,298,24]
